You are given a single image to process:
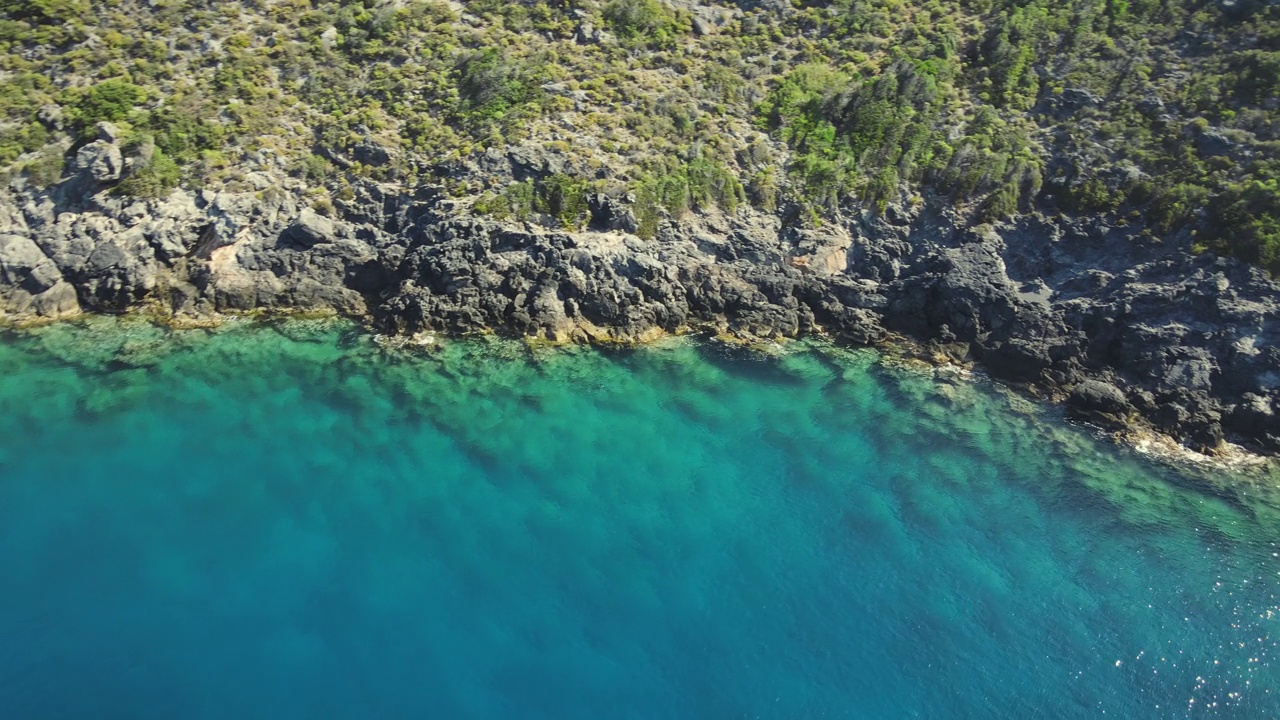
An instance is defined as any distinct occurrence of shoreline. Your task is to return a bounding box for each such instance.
[2,164,1278,459]
[6,304,1276,480]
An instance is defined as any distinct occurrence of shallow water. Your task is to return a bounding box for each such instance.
[0,317,1277,718]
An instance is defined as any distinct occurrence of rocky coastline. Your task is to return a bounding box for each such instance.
[2,131,1279,457]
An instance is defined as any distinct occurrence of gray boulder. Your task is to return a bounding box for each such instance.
[1068,380,1133,425]
[37,104,64,131]
[352,140,392,166]
[77,230,159,310]
[587,193,638,233]
[73,141,123,184]
[1195,129,1246,159]
[1034,88,1101,120]
[0,234,78,317]
[282,209,336,247]
[0,234,62,294]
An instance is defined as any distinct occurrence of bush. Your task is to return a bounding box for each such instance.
[1150,183,1211,231]
[298,154,333,182]
[73,79,146,130]
[23,146,64,187]
[747,169,779,212]
[630,153,742,237]
[1060,176,1121,213]
[602,0,681,45]
[0,0,89,23]
[1235,51,1280,104]
[982,178,1021,220]
[474,180,535,221]
[116,147,180,198]
[1209,178,1280,274]
[0,120,49,164]
[145,106,224,163]
[454,49,542,128]
[1251,215,1280,273]
[865,166,899,210]
[534,174,589,228]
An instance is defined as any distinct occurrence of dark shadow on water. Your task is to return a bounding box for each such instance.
[694,342,817,388]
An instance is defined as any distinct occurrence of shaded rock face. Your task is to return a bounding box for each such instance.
[587,193,638,234]
[0,234,79,317]
[2,173,1279,456]
[1068,379,1133,427]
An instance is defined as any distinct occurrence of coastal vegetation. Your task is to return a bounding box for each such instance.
[2,0,1279,270]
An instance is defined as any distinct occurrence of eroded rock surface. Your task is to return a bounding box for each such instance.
[2,159,1278,455]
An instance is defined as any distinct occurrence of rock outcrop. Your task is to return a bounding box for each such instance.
[2,153,1279,456]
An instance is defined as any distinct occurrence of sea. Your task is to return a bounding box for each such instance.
[0,317,1276,718]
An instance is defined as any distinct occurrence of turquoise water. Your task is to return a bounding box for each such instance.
[0,318,1278,718]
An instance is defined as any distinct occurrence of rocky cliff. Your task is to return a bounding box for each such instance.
[3,130,1278,456]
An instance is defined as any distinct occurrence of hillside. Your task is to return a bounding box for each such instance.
[3,0,1280,267]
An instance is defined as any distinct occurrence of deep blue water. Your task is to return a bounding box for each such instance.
[0,318,1277,718]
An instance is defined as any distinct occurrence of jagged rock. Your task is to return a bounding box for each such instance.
[1194,128,1250,160]
[77,230,158,309]
[282,208,336,247]
[31,281,80,317]
[144,190,203,261]
[1068,379,1133,426]
[320,26,339,49]
[1227,393,1280,452]
[352,140,392,166]
[123,136,156,175]
[36,104,63,131]
[73,141,123,184]
[0,234,63,310]
[1035,88,1101,120]
[3,168,1280,455]
[507,145,566,180]
[586,193,638,233]
[575,22,602,44]
[1136,95,1166,117]
[95,122,122,144]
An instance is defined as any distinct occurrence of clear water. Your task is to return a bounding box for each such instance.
[0,318,1277,719]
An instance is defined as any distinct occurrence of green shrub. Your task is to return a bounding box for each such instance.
[1150,183,1211,231]
[1236,51,1280,104]
[534,174,589,228]
[0,0,90,23]
[23,145,64,187]
[747,169,779,212]
[1209,178,1280,274]
[603,0,681,46]
[631,153,742,237]
[116,146,180,198]
[144,107,224,164]
[454,49,543,128]
[298,154,333,183]
[0,120,49,164]
[1060,176,1121,213]
[865,166,899,210]
[73,79,146,131]
[475,180,535,221]
[1251,215,1280,274]
[982,178,1022,220]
